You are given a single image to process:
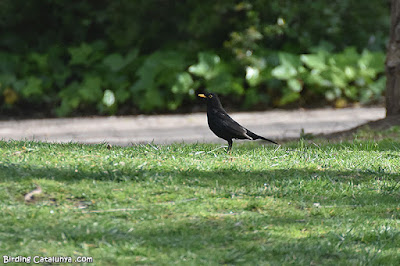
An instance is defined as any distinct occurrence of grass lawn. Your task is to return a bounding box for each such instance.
[1,131,400,265]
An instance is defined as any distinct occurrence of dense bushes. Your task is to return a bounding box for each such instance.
[0,0,390,116]
[271,47,386,107]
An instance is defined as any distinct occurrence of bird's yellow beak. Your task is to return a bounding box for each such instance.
[198,94,207,98]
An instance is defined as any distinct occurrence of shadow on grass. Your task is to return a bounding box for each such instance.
[2,146,400,263]
[2,159,400,207]
[4,205,399,264]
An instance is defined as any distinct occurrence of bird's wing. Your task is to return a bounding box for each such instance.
[212,111,252,139]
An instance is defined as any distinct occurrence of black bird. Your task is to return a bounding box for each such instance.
[198,93,278,151]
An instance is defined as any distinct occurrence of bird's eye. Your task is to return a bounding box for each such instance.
[209,95,213,98]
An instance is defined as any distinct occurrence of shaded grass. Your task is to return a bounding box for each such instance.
[1,137,400,265]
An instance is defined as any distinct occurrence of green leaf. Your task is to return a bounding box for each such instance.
[115,87,131,103]
[309,41,335,53]
[306,71,332,87]
[287,79,302,92]
[271,52,302,81]
[206,73,243,95]
[172,72,193,94]
[344,86,358,100]
[358,51,385,79]
[361,51,385,73]
[103,49,138,72]
[0,74,17,87]
[333,47,359,67]
[103,53,125,72]
[131,50,186,111]
[279,90,300,105]
[68,43,93,66]
[126,49,139,64]
[359,68,377,79]
[279,53,301,68]
[29,53,48,71]
[344,66,356,80]
[0,52,19,73]
[79,76,102,102]
[359,89,373,103]
[22,77,42,97]
[300,53,327,70]
[325,87,342,101]
[188,52,221,79]
[141,89,164,111]
[246,66,260,86]
[132,51,184,93]
[56,82,81,116]
[368,76,386,94]
[102,90,115,107]
[330,72,347,88]
[271,65,297,80]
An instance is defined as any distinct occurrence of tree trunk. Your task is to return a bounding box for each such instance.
[386,0,400,116]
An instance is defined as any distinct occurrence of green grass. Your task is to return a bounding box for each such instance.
[1,136,400,265]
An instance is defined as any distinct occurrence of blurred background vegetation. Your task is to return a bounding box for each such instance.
[0,0,390,117]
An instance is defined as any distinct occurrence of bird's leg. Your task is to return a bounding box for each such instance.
[227,139,233,153]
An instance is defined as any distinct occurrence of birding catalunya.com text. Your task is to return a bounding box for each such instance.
[3,255,93,264]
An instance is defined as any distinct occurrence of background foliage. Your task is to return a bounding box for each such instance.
[0,0,390,116]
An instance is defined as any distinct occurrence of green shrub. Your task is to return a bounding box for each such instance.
[271,47,386,106]
[0,0,390,116]
[188,52,244,95]
[0,46,386,116]
[130,50,192,112]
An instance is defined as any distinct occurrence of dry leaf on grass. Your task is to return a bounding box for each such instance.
[24,186,42,202]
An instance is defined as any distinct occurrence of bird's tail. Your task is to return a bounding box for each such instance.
[247,131,278,145]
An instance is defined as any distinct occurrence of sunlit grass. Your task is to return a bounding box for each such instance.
[1,134,400,264]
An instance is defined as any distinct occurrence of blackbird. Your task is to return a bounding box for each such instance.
[198,93,278,151]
